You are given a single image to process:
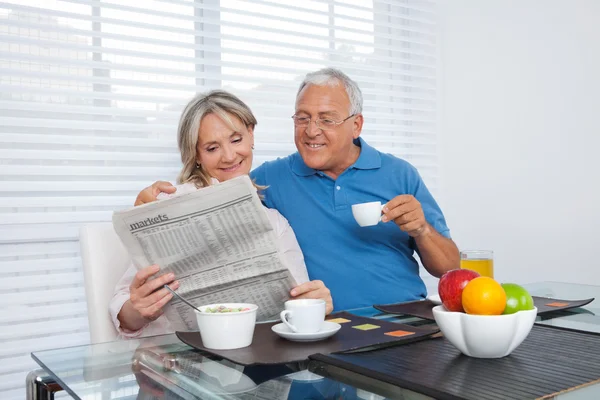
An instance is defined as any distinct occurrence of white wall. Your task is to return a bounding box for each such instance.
[439,0,600,285]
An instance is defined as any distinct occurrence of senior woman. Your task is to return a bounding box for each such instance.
[110,90,333,338]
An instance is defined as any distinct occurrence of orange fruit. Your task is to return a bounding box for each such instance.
[462,277,506,315]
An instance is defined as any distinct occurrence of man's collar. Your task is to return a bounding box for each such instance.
[291,153,316,176]
[351,137,381,170]
[291,137,381,177]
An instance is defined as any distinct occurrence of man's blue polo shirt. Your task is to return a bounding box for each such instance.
[250,138,451,311]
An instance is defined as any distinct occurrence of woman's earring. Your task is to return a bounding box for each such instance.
[196,163,201,169]
[251,145,255,150]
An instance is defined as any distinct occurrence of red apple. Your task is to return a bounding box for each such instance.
[438,269,480,312]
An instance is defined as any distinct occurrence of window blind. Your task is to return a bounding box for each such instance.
[0,0,438,397]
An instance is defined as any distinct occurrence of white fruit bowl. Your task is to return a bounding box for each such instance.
[432,305,538,358]
[194,303,258,350]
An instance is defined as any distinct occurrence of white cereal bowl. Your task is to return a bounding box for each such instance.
[194,303,258,350]
[432,305,538,358]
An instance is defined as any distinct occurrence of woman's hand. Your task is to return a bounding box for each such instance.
[134,181,176,206]
[290,280,334,315]
[130,264,179,321]
[118,265,179,331]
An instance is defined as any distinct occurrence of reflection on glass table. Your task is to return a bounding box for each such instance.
[29,281,599,400]
[31,311,424,400]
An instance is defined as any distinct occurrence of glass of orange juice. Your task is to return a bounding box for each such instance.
[460,250,494,278]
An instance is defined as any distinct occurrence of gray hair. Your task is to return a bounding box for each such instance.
[297,67,363,115]
[177,90,257,188]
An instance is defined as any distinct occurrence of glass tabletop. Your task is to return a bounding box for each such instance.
[32,308,424,400]
[31,281,599,400]
[524,281,600,333]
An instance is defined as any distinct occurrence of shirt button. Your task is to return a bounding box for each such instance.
[336,186,341,190]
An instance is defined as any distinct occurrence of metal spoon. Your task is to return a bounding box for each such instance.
[164,284,202,313]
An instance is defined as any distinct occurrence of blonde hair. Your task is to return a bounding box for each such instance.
[177,90,258,188]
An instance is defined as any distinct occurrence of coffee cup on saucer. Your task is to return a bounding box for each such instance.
[280,299,325,333]
[272,299,341,342]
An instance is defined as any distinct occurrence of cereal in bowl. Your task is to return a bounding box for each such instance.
[204,305,251,313]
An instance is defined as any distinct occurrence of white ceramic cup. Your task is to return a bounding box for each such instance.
[351,201,385,227]
[280,299,326,333]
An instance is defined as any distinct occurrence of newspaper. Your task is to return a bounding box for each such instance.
[112,175,297,330]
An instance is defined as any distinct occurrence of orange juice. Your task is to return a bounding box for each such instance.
[460,258,494,278]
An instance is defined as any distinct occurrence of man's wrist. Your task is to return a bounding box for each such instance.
[412,223,432,238]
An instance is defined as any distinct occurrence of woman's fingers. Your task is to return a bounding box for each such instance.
[136,282,179,320]
[129,264,178,320]
[145,281,179,308]
[136,272,176,298]
[131,265,160,290]
[290,280,325,297]
[290,280,334,314]
[139,290,175,320]
[134,181,175,206]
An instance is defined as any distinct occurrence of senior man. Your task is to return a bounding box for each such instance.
[136,68,459,310]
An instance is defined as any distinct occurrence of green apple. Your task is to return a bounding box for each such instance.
[501,283,534,314]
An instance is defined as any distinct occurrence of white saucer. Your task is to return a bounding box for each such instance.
[271,321,341,342]
[426,294,442,305]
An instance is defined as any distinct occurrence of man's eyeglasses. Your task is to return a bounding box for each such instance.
[291,114,355,130]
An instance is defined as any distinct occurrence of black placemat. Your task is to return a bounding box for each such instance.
[374,296,595,321]
[310,324,600,400]
[176,312,438,366]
